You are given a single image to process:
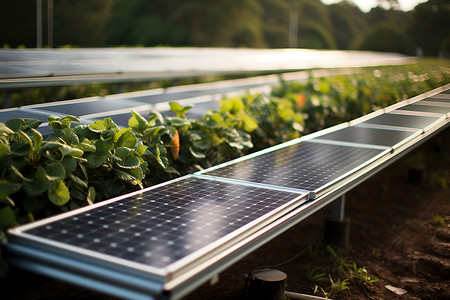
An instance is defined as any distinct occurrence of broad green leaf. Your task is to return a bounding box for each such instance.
[77,139,96,152]
[168,117,191,127]
[0,180,21,203]
[59,144,83,159]
[10,165,33,182]
[87,187,96,205]
[84,153,107,169]
[0,143,9,158]
[95,139,114,155]
[31,128,43,152]
[115,129,137,148]
[129,167,144,181]
[18,130,33,152]
[6,118,41,132]
[115,147,134,160]
[45,162,66,181]
[143,126,164,137]
[192,140,211,150]
[0,122,14,135]
[68,174,88,190]
[242,114,258,132]
[120,156,140,169]
[189,147,206,159]
[59,127,80,145]
[136,142,147,156]
[164,166,180,175]
[61,157,77,174]
[23,179,49,196]
[129,110,148,132]
[0,206,16,229]
[114,169,136,182]
[169,102,193,118]
[48,180,70,206]
[148,111,164,125]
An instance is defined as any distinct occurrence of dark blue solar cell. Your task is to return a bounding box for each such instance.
[427,96,450,103]
[24,176,305,270]
[362,112,441,130]
[30,99,147,117]
[396,103,450,115]
[314,126,416,148]
[201,141,385,193]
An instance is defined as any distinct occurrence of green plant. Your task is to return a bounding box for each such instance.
[309,245,378,298]
[314,276,350,298]
[433,214,448,228]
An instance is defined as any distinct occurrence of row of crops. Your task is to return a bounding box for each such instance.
[0,59,449,275]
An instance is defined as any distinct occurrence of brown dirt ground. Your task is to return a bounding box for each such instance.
[3,127,450,300]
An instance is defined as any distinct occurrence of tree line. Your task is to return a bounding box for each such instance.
[0,0,448,56]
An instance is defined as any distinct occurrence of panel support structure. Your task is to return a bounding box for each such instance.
[329,195,345,222]
[325,195,350,248]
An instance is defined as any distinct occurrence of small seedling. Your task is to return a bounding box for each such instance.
[433,214,448,228]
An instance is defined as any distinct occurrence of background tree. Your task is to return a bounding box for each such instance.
[407,0,450,57]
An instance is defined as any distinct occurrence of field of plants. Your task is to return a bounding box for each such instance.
[0,59,449,277]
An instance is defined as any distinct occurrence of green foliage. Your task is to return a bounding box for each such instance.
[433,214,448,228]
[0,115,148,232]
[308,245,378,298]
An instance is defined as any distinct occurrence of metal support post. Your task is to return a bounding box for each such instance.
[325,195,350,248]
[329,194,345,222]
[4,91,13,108]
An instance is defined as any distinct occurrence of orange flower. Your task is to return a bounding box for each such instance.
[170,130,180,160]
[297,94,306,107]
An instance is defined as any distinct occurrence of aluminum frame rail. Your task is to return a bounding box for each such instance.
[2,85,450,300]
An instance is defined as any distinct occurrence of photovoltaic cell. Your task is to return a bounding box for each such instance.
[427,96,450,103]
[396,104,450,115]
[362,112,442,130]
[29,99,147,117]
[313,126,417,148]
[0,109,57,123]
[201,141,385,194]
[20,176,305,273]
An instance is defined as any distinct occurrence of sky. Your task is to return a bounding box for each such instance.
[320,0,428,12]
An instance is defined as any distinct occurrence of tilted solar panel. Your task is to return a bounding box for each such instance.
[199,140,387,198]
[311,126,419,149]
[7,175,306,285]
[362,112,444,131]
[396,103,450,117]
[28,99,149,117]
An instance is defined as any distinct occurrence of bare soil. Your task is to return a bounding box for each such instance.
[3,127,450,300]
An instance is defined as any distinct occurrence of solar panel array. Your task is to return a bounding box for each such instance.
[3,86,450,300]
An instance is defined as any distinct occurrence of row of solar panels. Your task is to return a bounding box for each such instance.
[3,86,450,300]
[0,48,413,90]
[0,68,355,130]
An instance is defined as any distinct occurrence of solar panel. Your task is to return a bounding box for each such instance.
[312,126,418,149]
[10,175,306,279]
[199,140,387,198]
[362,112,443,131]
[29,99,149,117]
[396,103,450,116]
[427,95,450,102]
[441,89,450,94]
[0,108,56,123]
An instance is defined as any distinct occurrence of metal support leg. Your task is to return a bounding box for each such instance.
[329,194,345,222]
[4,91,13,108]
[325,195,350,248]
